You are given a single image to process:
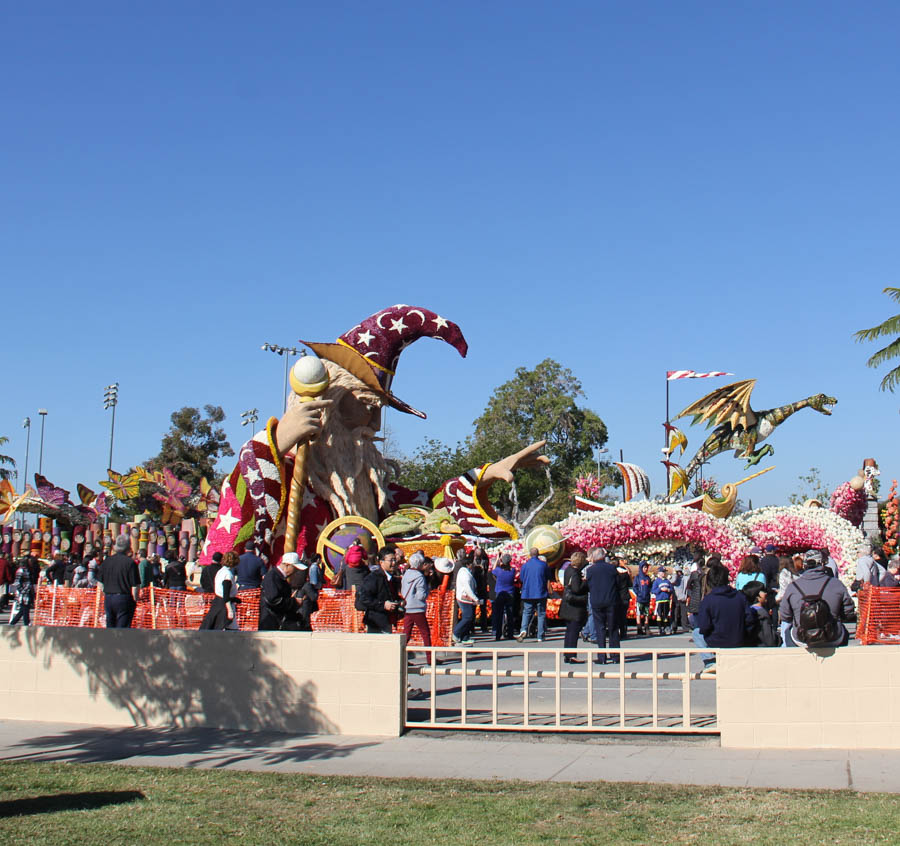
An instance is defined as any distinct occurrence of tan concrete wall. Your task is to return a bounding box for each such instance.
[0,627,404,736]
[718,646,900,749]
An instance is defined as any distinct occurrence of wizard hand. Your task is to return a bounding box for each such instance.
[478,440,550,489]
[274,400,332,457]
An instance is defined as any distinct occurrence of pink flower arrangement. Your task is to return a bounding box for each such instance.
[829,482,866,527]
[574,474,602,500]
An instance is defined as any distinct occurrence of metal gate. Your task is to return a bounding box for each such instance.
[406,645,720,733]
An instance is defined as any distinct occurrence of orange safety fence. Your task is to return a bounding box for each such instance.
[31,583,455,643]
[33,584,260,632]
[856,585,900,645]
[310,587,456,646]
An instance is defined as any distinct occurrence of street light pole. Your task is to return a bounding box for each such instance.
[260,343,301,413]
[37,409,48,475]
[22,417,31,489]
[240,408,259,438]
[104,383,119,471]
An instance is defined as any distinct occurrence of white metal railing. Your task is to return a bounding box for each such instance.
[405,645,720,733]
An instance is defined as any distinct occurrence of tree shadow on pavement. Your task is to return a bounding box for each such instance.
[1,626,340,736]
[0,790,145,817]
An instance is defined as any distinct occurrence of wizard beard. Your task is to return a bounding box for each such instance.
[298,374,392,523]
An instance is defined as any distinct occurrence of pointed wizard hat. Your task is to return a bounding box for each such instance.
[301,304,467,419]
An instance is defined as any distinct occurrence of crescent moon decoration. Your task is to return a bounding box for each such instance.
[407,309,426,324]
[376,311,392,329]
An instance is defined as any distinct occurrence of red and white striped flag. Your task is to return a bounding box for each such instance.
[666,370,733,381]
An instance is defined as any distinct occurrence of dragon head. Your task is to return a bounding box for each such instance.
[809,394,837,415]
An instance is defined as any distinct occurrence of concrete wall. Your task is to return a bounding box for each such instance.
[718,646,900,749]
[0,627,404,737]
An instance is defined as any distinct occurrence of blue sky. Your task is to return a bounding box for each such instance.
[2,2,899,507]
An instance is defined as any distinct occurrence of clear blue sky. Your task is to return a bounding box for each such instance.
[3,2,899,506]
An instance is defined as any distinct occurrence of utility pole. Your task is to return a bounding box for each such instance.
[104,383,119,470]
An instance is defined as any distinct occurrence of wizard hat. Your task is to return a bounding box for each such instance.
[301,304,468,419]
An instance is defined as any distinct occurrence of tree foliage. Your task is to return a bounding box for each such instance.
[788,466,830,506]
[145,405,234,490]
[855,287,900,392]
[394,359,608,527]
[0,436,15,482]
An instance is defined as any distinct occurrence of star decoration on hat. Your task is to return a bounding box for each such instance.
[357,330,374,346]
[433,315,449,330]
[389,318,407,334]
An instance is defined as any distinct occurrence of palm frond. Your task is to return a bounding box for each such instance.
[855,313,900,343]
[866,337,900,370]
[883,287,900,303]
[880,367,900,393]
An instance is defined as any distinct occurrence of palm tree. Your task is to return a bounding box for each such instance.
[0,436,15,482]
[855,287,900,392]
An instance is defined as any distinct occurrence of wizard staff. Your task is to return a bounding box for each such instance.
[284,355,330,555]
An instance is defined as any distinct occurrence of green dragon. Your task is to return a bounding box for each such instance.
[675,379,837,485]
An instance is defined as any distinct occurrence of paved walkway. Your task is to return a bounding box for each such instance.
[1,720,898,793]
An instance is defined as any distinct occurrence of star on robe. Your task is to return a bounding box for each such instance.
[448,502,461,516]
[357,329,374,346]
[389,317,407,334]
[245,467,261,485]
[217,509,240,533]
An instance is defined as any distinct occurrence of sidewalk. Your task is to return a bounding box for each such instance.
[1,720,898,793]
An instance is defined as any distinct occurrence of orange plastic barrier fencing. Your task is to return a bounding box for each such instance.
[856,585,900,645]
[33,584,259,632]
[311,587,455,647]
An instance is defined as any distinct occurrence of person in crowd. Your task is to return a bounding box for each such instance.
[686,555,711,655]
[401,551,433,661]
[86,559,100,587]
[872,547,889,577]
[358,545,402,635]
[200,551,223,593]
[200,550,240,630]
[72,560,89,588]
[45,554,66,586]
[881,558,900,587]
[651,566,674,635]
[632,561,652,636]
[64,555,79,586]
[164,556,188,590]
[307,553,324,590]
[584,547,621,664]
[780,549,856,648]
[139,553,161,588]
[615,557,632,639]
[259,552,305,630]
[775,555,800,646]
[9,558,35,626]
[669,565,690,634]
[695,562,755,671]
[491,553,516,640]
[854,543,883,588]
[290,560,319,631]
[759,544,779,589]
[471,545,490,633]
[452,553,479,646]
[735,554,766,590]
[516,547,549,642]
[559,550,589,663]
[745,584,778,646]
[341,541,368,592]
[98,535,141,628]
[0,551,12,612]
[237,540,267,591]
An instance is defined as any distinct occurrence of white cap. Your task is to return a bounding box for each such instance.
[281,552,300,566]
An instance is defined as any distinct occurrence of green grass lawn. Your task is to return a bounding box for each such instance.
[0,761,898,845]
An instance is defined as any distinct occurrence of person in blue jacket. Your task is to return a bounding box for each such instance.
[651,566,674,635]
[696,562,756,670]
[632,562,652,636]
[516,548,549,642]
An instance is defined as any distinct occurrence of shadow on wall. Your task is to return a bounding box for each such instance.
[1,626,338,735]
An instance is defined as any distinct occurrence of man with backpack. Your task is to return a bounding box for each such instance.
[780,549,856,648]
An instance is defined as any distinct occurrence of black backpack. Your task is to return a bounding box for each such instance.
[796,578,839,646]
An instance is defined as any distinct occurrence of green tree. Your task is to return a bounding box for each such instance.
[469,359,608,527]
[855,287,900,392]
[788,466,830,506]
[145,405,234,490]
[393,437,475,496]
[0,436,15,482]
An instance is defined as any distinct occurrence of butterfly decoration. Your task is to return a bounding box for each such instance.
[100,468,143,500]
[75,483,110,521]
[152,468,192,524]
[195,477,220,517]
[1,481,51,524]
[34,473,73,509]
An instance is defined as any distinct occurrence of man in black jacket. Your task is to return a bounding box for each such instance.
[259,552,304,631]
[584,547,621,665]
[358,545,401,633]
[98,535,141,628]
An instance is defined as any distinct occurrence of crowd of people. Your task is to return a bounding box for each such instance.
[2,531,895,668]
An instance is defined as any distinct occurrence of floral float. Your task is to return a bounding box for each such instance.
[882,480,899,555]
[729,505,866,582]
[829,480,867,527]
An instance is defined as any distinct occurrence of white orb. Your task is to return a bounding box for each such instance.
[292,355,327,385]
[850,475,865,491]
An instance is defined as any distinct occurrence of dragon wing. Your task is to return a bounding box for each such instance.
[676,379,757,430]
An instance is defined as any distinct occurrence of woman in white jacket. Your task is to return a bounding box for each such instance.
[453,559,479,646]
